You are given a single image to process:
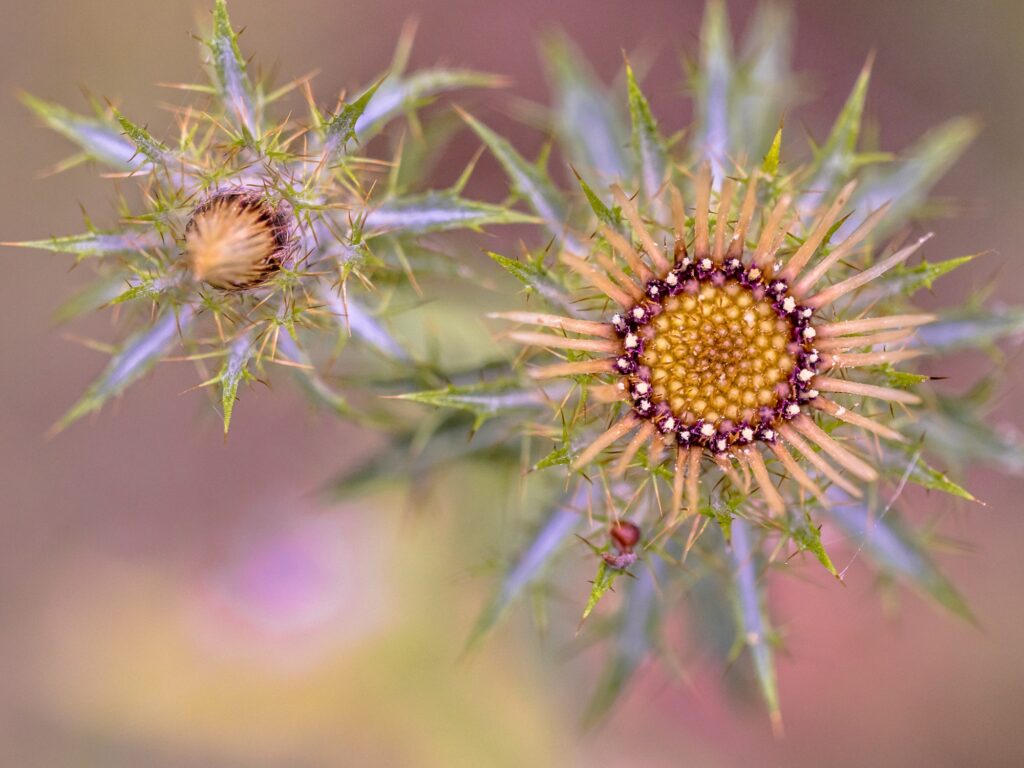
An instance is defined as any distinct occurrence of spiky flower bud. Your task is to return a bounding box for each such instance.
[184,191,294,290]
[609,520,641,553]
[13,0,520,434]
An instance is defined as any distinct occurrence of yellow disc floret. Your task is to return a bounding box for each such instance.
[638,281,794,427]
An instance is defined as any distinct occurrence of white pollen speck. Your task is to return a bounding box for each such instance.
[742,428,754,441]
[681,258,691,267]
[802,308,813,318]
[716,439,727,451]
[617,381,626,390]
[808,351,819,363]
[835,406,846,416]
[774,261,783,272]
[700,258,713,270]
[782,297,796,313]
[763,429,775,440]
[787,404,801,416]
[664,418,676,430]
[639,399,651,411]
[701,423,715,437]
[798,368,814,382]
[803,327,817,339]
[749,268,761,279]
[666,273,678,285]
[612,313,622,324]
[633,307,645,320]
[729,259,740,268]
[636,382,650,394]
[680,430,690,440]
[625,333,638,348]
[807,389,819,398]
[618,358,629,369]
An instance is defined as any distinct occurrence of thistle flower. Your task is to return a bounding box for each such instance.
[11,0,526,433]
[376,2,1024,726]
[496,166,934,520]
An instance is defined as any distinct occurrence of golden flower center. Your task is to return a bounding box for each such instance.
[638,281,795,426]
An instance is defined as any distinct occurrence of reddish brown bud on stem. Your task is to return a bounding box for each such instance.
[610,520,641,553]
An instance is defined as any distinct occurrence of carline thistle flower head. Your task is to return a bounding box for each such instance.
[14,0,521,434]
[428,2,1023,726]
[498,167,932,519]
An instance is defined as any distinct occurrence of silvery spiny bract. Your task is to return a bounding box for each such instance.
[14,0,527,433]
[378,3,1024,727]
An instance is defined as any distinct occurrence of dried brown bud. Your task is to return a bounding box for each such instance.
[184,191,294,290]
[609,520,641,553]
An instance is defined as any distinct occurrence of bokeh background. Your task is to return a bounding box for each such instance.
[2,1,1023,765]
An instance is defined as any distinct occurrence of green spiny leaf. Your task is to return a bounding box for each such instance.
[580,558,626,627]
[111,107,170,166]
[533,445,570,471]
[395,380,543,429]
[762,127,782,175]
[874,363,930,390]
[323,78,384,160]
[53,278,126,323]
[730,518,781,732]
[209,0,256,136]
[916,305,1024,351]
[908,458,976,501]
[584,564,660,727]
[873,252,977,298]
[487,251,575,314]
[319,288,411,363]
[55,305,194,432]
[792,512,839,578]
[458,108,569,241]
[4,230,160,260]
[219,331,256,435]
[734,4,795,156]
[21,92,143,170]
[805,56,872,194]
[572,168,622,228]
[909,392,1024,476]
[355,69,507,143]
[364,192,537,235]
[108,277,166,305]
[466,497,582,651]
[624,58,668,205]
[539,32,628,180]
[824,490,975,622]
[853,117,979,234]
[692,0,734,173]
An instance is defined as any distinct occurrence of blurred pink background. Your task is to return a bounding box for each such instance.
[2,1,1023,765]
